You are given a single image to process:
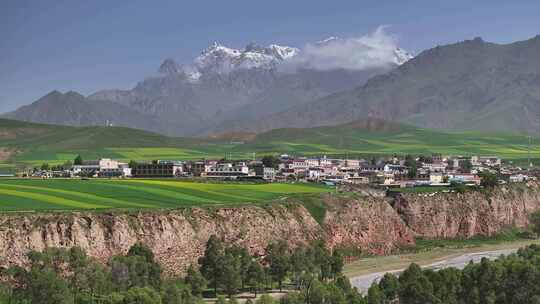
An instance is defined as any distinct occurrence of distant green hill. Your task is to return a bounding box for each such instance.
[0,119,211,169]
[239,119,538,162]
[0,118,538,171]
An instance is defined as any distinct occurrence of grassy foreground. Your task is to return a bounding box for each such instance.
[0,179,329,211]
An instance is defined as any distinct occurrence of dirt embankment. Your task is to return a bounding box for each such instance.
[1,183,540,276]
[393,182,540,238]
[0,198,415,276]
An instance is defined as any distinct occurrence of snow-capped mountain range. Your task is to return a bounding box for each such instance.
[9,35,540,136]
[7,37,413,136]
[157,42,300,80]
[156,38,412,80]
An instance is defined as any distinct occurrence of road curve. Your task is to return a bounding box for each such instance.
[350,248,517,294]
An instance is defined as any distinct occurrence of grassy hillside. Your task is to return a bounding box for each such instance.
[0,179,329,211]
[237,120,539,163]
[0,119,224,168]
[0,118,538,171]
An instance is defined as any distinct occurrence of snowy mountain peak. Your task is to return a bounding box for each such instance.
[161,36,412,80]
[191,41,299,74]
[393,48,414,65]
[266,44,299,60]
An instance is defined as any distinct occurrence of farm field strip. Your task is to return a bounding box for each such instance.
[112,180,260,201]
[0,179,330,211]
[0,187,108,209]
[0,183,151,208]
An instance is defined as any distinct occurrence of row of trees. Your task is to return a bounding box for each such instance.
[364,244,540,304]
[197,236,344,298]
[3,239,540,304]
[0,237,346,304]
[0,244,194,304]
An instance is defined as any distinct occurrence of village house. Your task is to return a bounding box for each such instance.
[253,163,276,181]
[429,172,445,184]
[131,161,183,178]
[207,162,249,178]
[188,160,216,177]
[359,164,385,173]
[71,158,131,177]
[471,156,501,167]
[448,173,481,185]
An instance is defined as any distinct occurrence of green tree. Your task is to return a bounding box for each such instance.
[367,283,383,304]
[226,246,251,289]
[247,260,265,297]
[479,171,498,188]
[307,280,327,304]
[0,283,12,304]
[378,273,399,303]
[185,265,207,296]
[290,247,313,289]
[122,287,161,304]
[199,235,224,296]
[74,155,83,165]
[404,155,417,179]
[68,247,111,301]
[460,159,472,173]
[311,240,332,281]
[428,268,460,304]
[220,252,242,297]
[326,282,347,304]
[261,155,280,169]
[330,250,344,280]
[128,160,138,169]
[16,265,74,304]
[127,243,155,262]
[161,282,183,304]
[265,241,290,291]
[530,211,540,237]
[41,163,50,171]
[110,244,161,290]
[398,263,436,304]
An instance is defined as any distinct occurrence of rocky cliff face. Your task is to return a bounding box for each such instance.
[0,200,414,276]
[1,183,540,276]
[392,182,540,238]
[323,194,414,255]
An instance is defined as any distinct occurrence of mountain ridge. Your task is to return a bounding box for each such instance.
[4,36,411,136]
[229,35,540,134]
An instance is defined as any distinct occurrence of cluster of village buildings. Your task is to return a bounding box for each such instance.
[28,154,538,187]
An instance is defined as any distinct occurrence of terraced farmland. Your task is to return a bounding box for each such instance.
[0,179,330,211]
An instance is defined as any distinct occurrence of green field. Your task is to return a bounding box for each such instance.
[0,118,539,170]
[0,179,330,211]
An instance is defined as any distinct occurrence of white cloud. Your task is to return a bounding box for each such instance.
[284,26,407,71]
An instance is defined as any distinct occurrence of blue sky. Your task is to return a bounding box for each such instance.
[1,0,540,112]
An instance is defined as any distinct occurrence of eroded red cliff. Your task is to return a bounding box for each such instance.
[392,182,540,238]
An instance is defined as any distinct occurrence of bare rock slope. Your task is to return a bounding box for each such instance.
[393,182,540,238]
